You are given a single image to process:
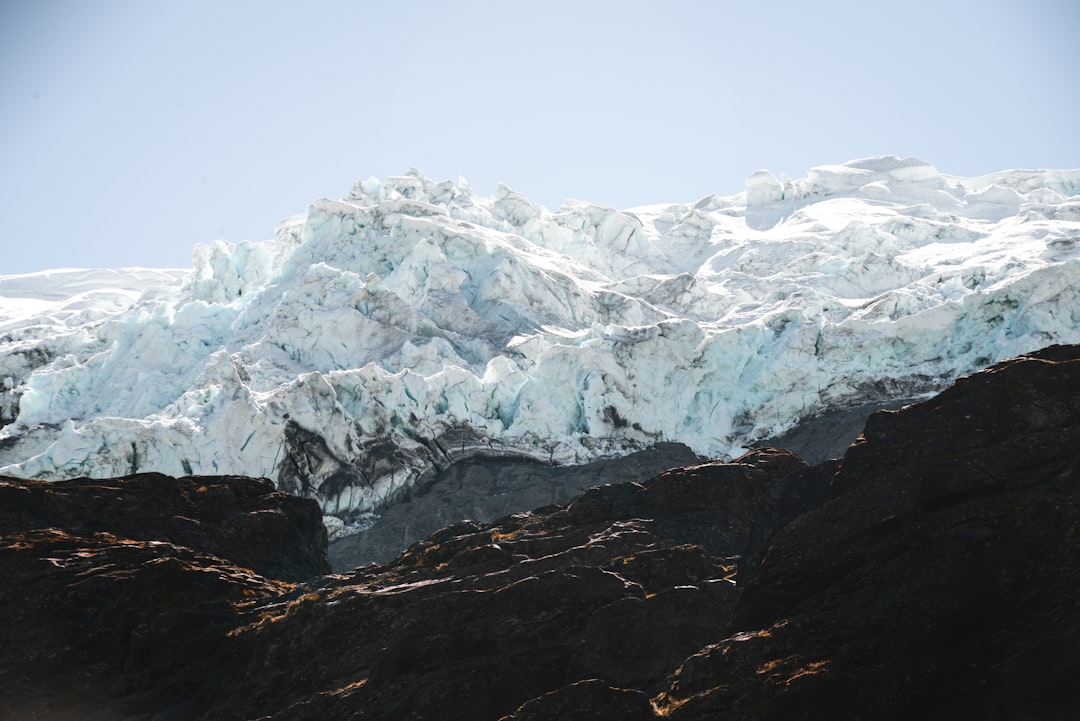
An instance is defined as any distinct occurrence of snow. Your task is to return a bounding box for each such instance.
[1,157,1078,533]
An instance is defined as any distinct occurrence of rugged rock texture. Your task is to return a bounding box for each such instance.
[673,343,1080,721]
[329,442,703,569]
[1,529,288,720]
[0,473,330,581]
[328,402,896,572]
[1,346,1078,720]
[0,474,329,720]
[753,397,915,464]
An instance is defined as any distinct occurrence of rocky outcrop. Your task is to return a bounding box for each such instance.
[662,343,1080,721]
[328,441,703,568]
[1,346,1077,720]
[0,473,329,720]
[0,473,330,581]
[324,399,909,570]
[753,397,915,464]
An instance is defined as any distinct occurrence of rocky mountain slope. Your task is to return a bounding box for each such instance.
[2,157,1078,540]
[2,345,1077,720]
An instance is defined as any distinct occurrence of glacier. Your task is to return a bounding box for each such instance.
[1,156,1078,537]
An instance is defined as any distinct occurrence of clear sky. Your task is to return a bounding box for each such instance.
[2,0,1078,275]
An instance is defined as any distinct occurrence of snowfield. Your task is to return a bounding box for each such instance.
[1,156,1078,532]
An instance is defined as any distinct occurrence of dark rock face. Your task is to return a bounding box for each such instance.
[329,442,703,569]
[754,397,915,463]
[0,473,330,581]
[215,454,779,721]
[0,473,327,720]
[657,345,1080,721]
[329,396,916,571]
[1,346,1078,720]
[1,529,288,720]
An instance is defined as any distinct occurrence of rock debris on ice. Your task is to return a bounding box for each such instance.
[1,156,1078,532]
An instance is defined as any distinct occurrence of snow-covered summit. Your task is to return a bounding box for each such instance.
[2,156,1078,530]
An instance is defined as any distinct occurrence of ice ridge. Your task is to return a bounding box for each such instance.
[1,156,1078,534]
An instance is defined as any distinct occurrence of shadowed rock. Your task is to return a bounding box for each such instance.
[1,346,1077,720]
[329,442,703,569]
[0,473,330,581]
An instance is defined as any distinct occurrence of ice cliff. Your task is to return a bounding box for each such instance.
[1,156,1078,533]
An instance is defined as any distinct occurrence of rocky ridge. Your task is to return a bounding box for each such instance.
[1,346,1078,720]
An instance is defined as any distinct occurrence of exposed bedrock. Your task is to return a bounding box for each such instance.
[1,345,1077,720]
[0,472,329,582]
[328,441,703,569]
[655,343,1080,720]
[323,398,904,570]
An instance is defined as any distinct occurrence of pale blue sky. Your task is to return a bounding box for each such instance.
[2,0,1077,275]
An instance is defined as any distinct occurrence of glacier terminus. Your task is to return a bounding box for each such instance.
[1,156,1078,538]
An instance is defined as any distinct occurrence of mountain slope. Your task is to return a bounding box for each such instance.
[2,345,1077,720]
[1,157,1078,535]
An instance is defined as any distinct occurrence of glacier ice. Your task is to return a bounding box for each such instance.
[1,156,1078,535]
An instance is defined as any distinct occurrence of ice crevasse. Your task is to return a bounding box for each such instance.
[0,155,1078,533]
